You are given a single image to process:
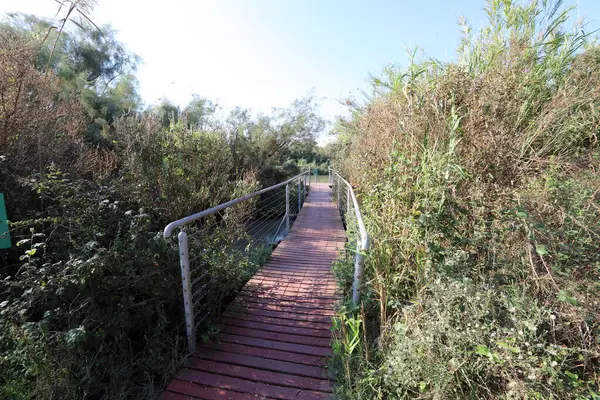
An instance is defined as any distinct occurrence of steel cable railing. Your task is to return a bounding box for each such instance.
[163,169,310,352]
[329,168,370,305]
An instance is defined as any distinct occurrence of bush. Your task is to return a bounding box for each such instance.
[331,1,600,398]
[0,168,272,399]
[383,280,594,399]
[113,116,238,222]
[0,171,182,399]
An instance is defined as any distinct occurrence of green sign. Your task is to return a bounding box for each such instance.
[0,193,10,249]
[312,168,319,175]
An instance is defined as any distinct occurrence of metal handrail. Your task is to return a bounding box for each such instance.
[164,170,310,238]
[164,169,310,352]
[329,167,370,304]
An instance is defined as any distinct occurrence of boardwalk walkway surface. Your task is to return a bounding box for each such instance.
[161,183,346,400]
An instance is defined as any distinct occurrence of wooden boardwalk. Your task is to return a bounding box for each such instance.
[161,183,346,400]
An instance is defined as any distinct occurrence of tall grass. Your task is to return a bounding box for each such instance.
[331,1,600,398]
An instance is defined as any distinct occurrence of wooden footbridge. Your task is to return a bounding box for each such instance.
[160,171,369,400]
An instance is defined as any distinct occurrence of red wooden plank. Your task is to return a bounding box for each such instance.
[239,289,341,302]
[177,369,300,399]
[252,274,334,280]
[159,390,198,400]
[248,277,338,287]
[236,294,336,310]
[219,316,332,338]
[296,390,333,400]
[266,261,337,268]
[252,269,336,278]
[258,263,337,271]
[200,341,326,366]
[244,283,338,294]
[226,305,333,324]
[222,311,332,331]
[228,302,334,321]
[217,333,333,357]
[193,348,329,379]
[259,265,335,272]
[251,276,338,285]
[245,281,338,293]
[186,359,333,392]
[218,324,331,347]
[164,379,260,399]
[269,256,339,263]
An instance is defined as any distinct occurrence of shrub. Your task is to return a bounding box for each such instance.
[113,116,237,222]
[331,1,600,398]
[0,168,272,399]
[0,171,182,399]
[383,280,594,399]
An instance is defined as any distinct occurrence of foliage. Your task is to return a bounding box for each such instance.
[0,165,272,399]
[0,10,326,400]
[113,116,236,222]
[0,27,87,179]
[331,0,600,398]
[382,280,593,399]
[298,157,330,175]
[222,97,327,184]
[3,13,141,145]
[0,171,182,399]
[183,95,218,130]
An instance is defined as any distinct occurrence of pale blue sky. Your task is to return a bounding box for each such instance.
[1,0,599,130]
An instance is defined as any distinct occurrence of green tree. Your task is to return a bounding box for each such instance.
[3,14,142,145]
[184,94,217,130]
[152,99,180,129]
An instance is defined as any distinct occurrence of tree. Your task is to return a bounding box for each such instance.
[184,94,217,130]
[2,13,142,145]
[152,99,180,128]
[221,96,326,183]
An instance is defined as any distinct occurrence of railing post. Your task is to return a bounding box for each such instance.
[303,172,306,191]
[352,239,365,304]
[302,174,306,202]
[346,186,350,216]
[337,175,341,211]
[285,184,290,233]
[178,231,196,353]
[297,179,302,212]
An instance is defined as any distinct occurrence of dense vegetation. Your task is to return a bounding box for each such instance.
[0,6,329,399]
[3,0,599,399]
[331,1,599,398]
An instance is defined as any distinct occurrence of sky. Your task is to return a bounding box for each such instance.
[1,0,599,139]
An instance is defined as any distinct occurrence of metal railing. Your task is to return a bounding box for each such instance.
[163,169,311,352]
[329,168,370,305]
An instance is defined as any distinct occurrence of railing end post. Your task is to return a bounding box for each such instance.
[178,230,196,353]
